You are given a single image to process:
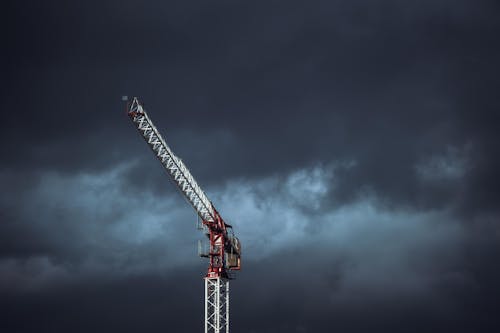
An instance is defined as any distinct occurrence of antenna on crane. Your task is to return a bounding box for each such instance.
[126,97,241,333]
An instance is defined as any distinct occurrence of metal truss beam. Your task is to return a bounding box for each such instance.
[205,277,229,333]
[128,97,215,223]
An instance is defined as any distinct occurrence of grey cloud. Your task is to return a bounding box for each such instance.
[1,0,500,332]
[0,163,472,297]
[415,143,472,181]
[3,161,495,332]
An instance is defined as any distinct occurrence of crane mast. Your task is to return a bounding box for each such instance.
[127,97,241,333]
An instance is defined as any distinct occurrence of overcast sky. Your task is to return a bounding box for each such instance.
[1,1,499,332]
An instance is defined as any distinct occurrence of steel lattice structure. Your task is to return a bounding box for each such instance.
[128,97,215,223]
[127,97,241,333]
[205,278,229,333]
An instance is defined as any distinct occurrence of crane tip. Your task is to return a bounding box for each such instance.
[127,97,144,116]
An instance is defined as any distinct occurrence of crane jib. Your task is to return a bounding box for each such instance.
[127,97,241,276]
[128,104,215,222]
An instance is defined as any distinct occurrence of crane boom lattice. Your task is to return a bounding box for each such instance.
[128,97,215,223]
[126,97,241,333]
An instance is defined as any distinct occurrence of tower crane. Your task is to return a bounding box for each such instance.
[126,97,241,333]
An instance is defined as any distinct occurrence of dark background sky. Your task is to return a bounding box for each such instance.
[1,1,499,332]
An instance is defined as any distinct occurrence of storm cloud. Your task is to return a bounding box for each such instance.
[1,0,500,332]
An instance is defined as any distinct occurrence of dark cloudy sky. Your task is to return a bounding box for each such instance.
[1,0,500,332]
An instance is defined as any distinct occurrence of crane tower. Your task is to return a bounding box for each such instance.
[126,97,241,333]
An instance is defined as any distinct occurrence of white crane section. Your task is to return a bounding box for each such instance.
[205,278,229,333]
[128,97,215,223]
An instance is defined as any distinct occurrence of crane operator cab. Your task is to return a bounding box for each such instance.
[226,226,241,270]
